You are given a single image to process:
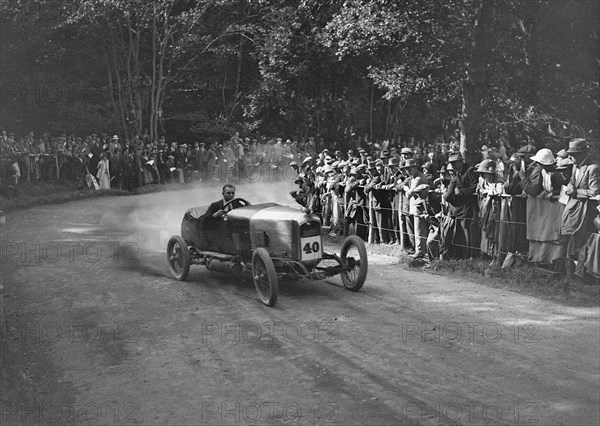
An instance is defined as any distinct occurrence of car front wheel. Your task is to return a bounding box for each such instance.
[167,235,191,281]
[340,235,368,291]
[252,247,278,307]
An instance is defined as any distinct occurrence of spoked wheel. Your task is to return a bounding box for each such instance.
[167,235,191,281]
[252,248,278,307]
[340,235,368,291]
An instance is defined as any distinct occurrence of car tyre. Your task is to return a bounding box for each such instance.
[340,235,368,291]
[252,247,278,307]
[167,235,191,281]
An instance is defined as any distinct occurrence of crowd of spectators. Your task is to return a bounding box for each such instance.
[289,138,600,279]
[1,128,599,278]
[0,130,321,191]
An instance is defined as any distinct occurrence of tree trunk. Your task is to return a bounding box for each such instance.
[369,83,374,140]
[150,0,158,141]
[234,35,243,103]
[459,0,487,161]
[103,48,126,137]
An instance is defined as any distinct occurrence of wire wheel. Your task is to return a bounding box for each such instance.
[340,235,368,291]
[167,235,191,281]
[252,248,279,307]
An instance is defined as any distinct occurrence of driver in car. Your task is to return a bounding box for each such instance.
[203,184,244,219]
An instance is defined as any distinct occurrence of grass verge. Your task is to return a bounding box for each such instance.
[0,181,180,213]
[323,234,600,305]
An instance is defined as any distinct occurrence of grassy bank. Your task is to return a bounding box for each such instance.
[325,234,600,305]
[0,181,170,213]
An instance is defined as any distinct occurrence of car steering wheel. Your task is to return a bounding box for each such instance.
[222,197,251,213]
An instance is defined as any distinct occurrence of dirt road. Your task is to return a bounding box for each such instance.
[1,183,599,425]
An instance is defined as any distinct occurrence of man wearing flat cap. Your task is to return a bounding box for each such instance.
[561,139,600,261]
[343,166,369,240]
[365,160,393,244]
[398,159,428,256]
[383,157,402,244]
[442,152,481,259]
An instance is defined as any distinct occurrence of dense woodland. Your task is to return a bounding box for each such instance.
[1,0,598,155]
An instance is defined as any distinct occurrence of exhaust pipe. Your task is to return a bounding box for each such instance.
[205,259,242,275]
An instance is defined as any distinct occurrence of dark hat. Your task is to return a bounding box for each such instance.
[422,161,434,172]
[388,157,400,166]
[402,158,418,168]
[476,159,497,174]
[414,183,430,192]
[448,152,463,162]
[566,138,588,153]
[556,149,567,159]
[516,145,536,156]
[556,157,575,170]
[347,149,354,155]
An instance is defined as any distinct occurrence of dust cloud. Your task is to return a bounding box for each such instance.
[98,176,299,276]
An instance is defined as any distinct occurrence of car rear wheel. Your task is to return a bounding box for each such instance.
[167,235,191,281]
[252,247,278,307]
[340,235,368,291]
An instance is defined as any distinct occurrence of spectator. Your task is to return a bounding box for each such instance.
[96,152,111,189]
[443,152,480,259]
[561,139,600,261]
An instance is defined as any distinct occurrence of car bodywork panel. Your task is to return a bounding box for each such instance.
[181,203,322,263]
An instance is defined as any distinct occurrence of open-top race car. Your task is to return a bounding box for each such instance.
[166,198,368,307]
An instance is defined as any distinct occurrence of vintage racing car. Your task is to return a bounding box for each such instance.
[166,198,368,307]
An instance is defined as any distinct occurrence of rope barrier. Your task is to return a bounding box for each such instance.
[314,184,599,263]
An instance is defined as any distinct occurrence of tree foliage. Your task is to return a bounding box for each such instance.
[1,0,597,149]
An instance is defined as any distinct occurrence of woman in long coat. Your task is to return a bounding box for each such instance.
[96,152,111,189]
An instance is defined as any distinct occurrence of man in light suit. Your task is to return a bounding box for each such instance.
[561,138,600,260]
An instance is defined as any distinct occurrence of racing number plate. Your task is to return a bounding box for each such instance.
[301,236,322,261]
